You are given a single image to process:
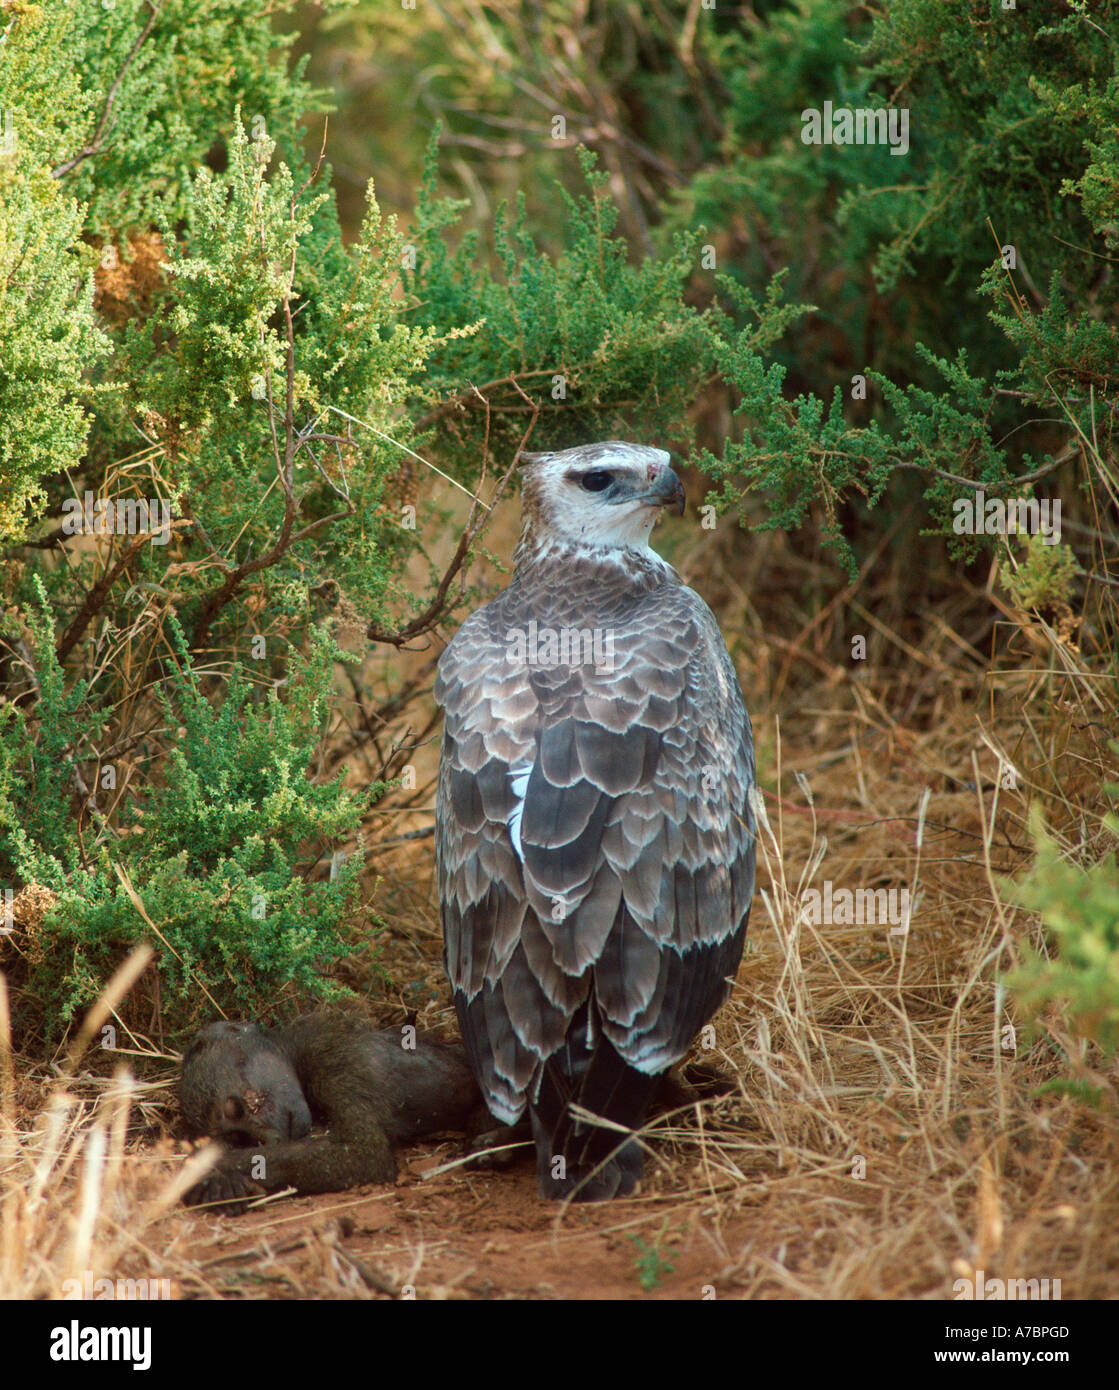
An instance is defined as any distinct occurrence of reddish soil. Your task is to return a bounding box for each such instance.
[167,1137,752,1300]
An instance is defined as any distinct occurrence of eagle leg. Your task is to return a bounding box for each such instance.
[530,1003,662,1201]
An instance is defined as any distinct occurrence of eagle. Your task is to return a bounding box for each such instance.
[435,441,756,1200]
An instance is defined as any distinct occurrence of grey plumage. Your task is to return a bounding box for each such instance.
[435,441,755,1200]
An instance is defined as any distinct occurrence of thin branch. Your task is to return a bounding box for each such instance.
[892,442,1080,492]
[323,657,441,775]
[51,2,161,178]
[191,149,346,653]
[13,639,109,851]
[327,406,482,503]
[366,384,539,647]
[12,523,70,551]
[179,501,235,573]
[56,532,152,663]
[373,825,436,848]
[412,370,555,432]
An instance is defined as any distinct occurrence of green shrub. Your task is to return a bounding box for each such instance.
[1006,802,1119,1060]
[0,0,717,1036]
[0,606,369,1036]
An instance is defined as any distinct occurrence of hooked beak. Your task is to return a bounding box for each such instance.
[623,465,686,517]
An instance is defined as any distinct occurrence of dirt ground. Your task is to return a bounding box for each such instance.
[167,1150,756,1301]
[5,515,1117,1302]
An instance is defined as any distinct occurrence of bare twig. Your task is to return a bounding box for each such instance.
[366,383,539,647]
[56,533,151,663]
[190,144,348,653]
[51,3,161,178]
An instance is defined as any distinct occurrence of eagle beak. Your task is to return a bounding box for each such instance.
[608,462,686,516]
[652,466,686,516]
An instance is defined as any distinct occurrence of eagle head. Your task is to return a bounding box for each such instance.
[514,441,685,562]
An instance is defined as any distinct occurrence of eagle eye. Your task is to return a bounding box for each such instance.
[580,471,613,493]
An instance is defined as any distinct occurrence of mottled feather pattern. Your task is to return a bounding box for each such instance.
[435,443,755,1196]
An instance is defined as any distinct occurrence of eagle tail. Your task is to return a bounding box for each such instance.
[530,1004,661,1201]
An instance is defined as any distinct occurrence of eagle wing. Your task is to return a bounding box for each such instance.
[435,574,755,1126]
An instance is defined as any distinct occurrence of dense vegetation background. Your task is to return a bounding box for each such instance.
[0,0,1115,1076]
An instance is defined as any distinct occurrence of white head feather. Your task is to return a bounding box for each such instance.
[515,441,684,564]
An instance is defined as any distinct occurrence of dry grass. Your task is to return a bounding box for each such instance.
[0,949,221,1301]
[3,475,1117,1298]
[638,736,1114,1299]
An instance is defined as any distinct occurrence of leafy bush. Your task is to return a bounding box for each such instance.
[404,140,712,467]
[0,0,717,1037]
[687,0,1118,573]
[0,607,368,1035]
[1006,804,1119,1060]
[1,0,1116,1056]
